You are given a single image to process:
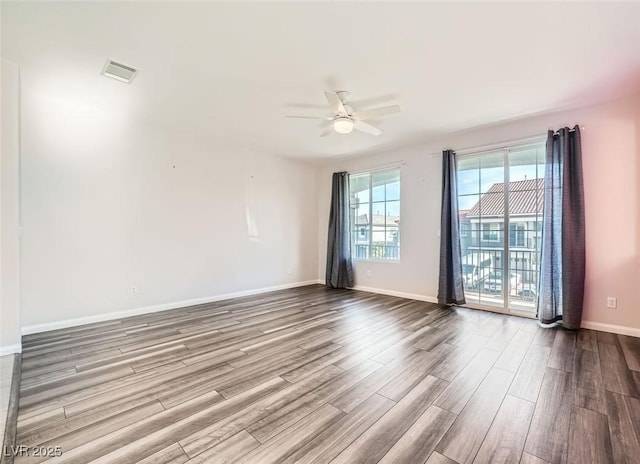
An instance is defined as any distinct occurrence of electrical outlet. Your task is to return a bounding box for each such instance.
[366,270,372,277]
[607,297,617,309]
[130,285,138,295]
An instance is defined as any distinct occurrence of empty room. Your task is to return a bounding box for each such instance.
[1,1,640,463]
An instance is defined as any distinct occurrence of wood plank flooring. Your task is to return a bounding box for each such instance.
[11,285,640,463]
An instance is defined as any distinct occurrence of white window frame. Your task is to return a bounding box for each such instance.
[349,168,401,262]
[456,138,545,318]
[509,223,526,247]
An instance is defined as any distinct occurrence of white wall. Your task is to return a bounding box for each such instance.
[0,61,22,353]
[20,91,318,329]
[318,93,640,333]
[318,151,443,300]
[14,81,640,335]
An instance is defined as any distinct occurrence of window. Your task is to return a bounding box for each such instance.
[482,223,500,242]
[460,223,470,237]
[509,223,526,247]
[349,169,400,260]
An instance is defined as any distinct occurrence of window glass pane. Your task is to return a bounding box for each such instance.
[509,147,542,184]
[457,157,480,196]
[479,154,505,201]
[354,202,369,229]
[351,231,360,250]
[458,193,479,211]
[371,202,385,219]
[371,226,386,244]
[371,172,386,202]
[385,200,400,218]
[385,170,400,201]
[460,195,478,243]
[385,199,400,260]
[350,174,370,202]
[534,147,544,249]
[349,168,400,261]
[469,220,480,248]
[506,145,544,312]
[478,192,504,222]
[511,146,544,175]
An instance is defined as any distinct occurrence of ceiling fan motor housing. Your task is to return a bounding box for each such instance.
[333,117,354,134]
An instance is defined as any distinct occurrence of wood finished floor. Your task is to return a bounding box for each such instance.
[13,285,640,464]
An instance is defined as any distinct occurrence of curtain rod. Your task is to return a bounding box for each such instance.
[348,160,405,176]
[428,135,545,158]
[552,126,581,135]
[429,125,584,158]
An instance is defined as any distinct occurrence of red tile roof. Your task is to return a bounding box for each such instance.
[466,179,543,217]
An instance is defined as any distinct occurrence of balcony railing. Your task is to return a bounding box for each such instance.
[463,248,539,281]
[354,244,399,260]
[462,248,540,310]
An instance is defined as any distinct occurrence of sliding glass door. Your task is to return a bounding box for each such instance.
[458,151,506,310]
[457,144,544,316]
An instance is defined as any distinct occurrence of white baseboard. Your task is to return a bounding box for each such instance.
[351,284,438,304]
[21,280,322,336]
[0,344,22,356]
[580,320,640,338]
[20,278,639,339]
[350,285,639,337]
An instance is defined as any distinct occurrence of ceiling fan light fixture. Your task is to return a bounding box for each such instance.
[287,91,398,137]
[334,117,354,134]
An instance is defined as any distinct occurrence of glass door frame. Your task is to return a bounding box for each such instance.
[457,142,543,319]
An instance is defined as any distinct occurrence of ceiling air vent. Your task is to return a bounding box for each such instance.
[100,59,138,84]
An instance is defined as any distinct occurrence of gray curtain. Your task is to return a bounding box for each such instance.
[538,126,585,329]
[326,172,354,289]
[438,150,465,305]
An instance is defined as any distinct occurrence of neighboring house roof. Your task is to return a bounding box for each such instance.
[355,214,400,226]
[466,179,543,217]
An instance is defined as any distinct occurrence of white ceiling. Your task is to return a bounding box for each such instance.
[2,1,640,160]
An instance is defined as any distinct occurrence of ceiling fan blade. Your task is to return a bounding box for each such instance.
[354,120,382,136]
[320,127,333,137]
[285,115,329,119]
[324,91,347,115]
[354,105,401,121]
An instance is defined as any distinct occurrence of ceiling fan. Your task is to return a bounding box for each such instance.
[286,91,400,137]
